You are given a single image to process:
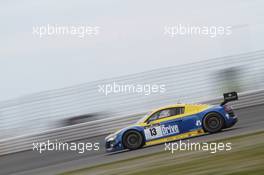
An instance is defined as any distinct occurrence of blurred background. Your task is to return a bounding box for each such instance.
[0,0,264,175]
[0,52,264,139]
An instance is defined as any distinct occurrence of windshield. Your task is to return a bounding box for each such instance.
[136,111,152,124]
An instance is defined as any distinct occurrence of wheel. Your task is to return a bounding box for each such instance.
[123,130,144,150]
[203,112,224,133]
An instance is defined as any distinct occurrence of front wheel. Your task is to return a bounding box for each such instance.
[203,112,224,133]
[123,130,144,150]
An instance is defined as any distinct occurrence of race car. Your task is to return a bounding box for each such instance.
[105,92,238,152]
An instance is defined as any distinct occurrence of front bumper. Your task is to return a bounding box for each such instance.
[105,140,123,152]
[105,135,124,152]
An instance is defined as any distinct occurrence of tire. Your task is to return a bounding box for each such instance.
[203,112,224,133]
[123,130,144,150]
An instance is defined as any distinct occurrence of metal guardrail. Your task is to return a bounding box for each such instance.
[0,50,264,138]
[0,89,263,155]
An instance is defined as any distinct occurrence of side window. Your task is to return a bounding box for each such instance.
[158,109,172,119]
[172,107,185,116]
[147,111,160,122]
[147,107,185,122]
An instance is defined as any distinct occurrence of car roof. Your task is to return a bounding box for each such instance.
[152,103,209,112]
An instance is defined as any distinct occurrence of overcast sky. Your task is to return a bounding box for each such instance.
[0,0,263,101]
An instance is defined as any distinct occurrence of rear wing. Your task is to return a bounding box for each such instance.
[220,92,238,106]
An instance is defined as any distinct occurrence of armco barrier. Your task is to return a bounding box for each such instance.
[1,50,264,138]
[0,89,264,155]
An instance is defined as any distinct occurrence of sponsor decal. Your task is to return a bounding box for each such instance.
[196,120,202,126]
[144,123,179,140]
[161,124,179,135]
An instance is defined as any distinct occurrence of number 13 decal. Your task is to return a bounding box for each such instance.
[149,128,157,136]
[144,125,163,140]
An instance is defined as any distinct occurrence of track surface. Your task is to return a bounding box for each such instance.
[1,104,264,175]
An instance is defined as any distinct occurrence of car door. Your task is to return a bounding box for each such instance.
[143,107,184,142]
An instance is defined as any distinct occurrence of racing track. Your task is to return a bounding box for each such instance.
[1,104,264,175]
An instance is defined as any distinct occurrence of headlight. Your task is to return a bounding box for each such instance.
[105,129,121,141]
[105,133,117,141]
[108,137,115,142]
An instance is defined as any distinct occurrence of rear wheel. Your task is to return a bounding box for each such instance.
[123,130,143,150]
[203,112,224,133]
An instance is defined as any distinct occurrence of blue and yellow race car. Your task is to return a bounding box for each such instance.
[105,92,238,152]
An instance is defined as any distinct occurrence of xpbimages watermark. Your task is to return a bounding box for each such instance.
[32,140,100,154]
[165,140,232,154]
[32,24,100,38]
[97,82,166,96]
[164,24,232,38]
